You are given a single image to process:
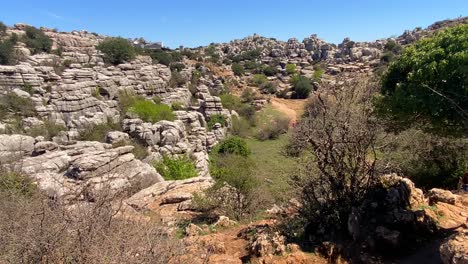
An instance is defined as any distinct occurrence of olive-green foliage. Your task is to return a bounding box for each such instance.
[0,21,6,34]
[285,64,297,75]
[291,75,313,99]
[262,66,278,76]
[79,121,122,142]
[170,63,185,72]
[0,93,36,120]
[256,116,290,141]
[230,49,261,62]
[379,129,468,189]
[207,114,227,129]
[129,99,175,123]
[23,26,52,54]
[214,136,251,157]
[230,116,251,138]
[112,139,149,160]
[250,74,268,87]
[97,37,136,65]
[241,87,255,103]
[0,37,17,65]
[206,154,259,220]
[375,25,468,136]
[0,171,36,198]
[220,93,242,111]
[171,102,185,111]
[154,156,197,180]
[117,91,139,113]
[312,67,324,81]
[26,121,66,140]
[231,63,245,76]
[169,71,186,87]
[259,82,277,94]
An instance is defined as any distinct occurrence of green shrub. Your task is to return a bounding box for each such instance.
[128,99,175,123]
[220,94,242,111]
[27,121,66,140]
[79,121,122,142]
[256,116,290,141]
[154,155,197,180]
[169,71,186,87]
[171,102,185,111]
[207,114,227,129]
[285,64,297,75]
[149,50,173,66]
[197,154,259,221]
[250,74,268,87]
[230,116,251,138]
[23,26,52,54]
[117,91,139,113]
[262,66,278,76]
[241,87,255,103]
[259,82,277,94]
[112,139,148,160]
[214,136,250,157]
[0,21,6,35]
[312,67,324,81]
[231,63,245,76]
[170,63,185,72]
[0,171,36,197]
[0,93,36,120]
[0,38,16,65]
[97,37,136,65]
[292,75,313,99]
[237,104,257,126]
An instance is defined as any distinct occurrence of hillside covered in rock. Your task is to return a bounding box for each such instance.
[0,15,467,264]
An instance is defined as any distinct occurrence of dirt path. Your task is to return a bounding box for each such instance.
[271,98,307,125]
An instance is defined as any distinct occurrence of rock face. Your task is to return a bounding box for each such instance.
[0,134,164,201]
[428,188,461,205]
[440,231,468,264]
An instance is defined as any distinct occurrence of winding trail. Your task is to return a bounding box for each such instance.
[270,98,307,126]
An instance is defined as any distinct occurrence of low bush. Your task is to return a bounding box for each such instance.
[312,66,324,81]
[241,87,255,103]
[206,114,227,129]
[169,71,186,87]
[259,81,277,94]
[285,63,297,75]
[0,93,36,120]
[79,121,122,142]
[250,74,268,87]
[171,102,185,111]
[0,170,36,198]
[195,154,259,221]
[23,26,52,54]
[262,66,278,76]
[291,75,313,99]
[170,63,185,72]
[0,21,6,35]
[231,63,245,76]
[112,139,149,160]
[230,116,251,138]
[154,155,198,180]
[26,121,66,140]
[97,37,136,65]
[256,116,290,141]
[213,136,251,157]
[220,94,242,111]
[128,99,175,123]
[0,38,16,65]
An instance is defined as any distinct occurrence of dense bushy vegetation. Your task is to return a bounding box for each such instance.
[291,75,313,99]
[23,26,52,54]
[213,136,251,157]
[206,114,228,129]
[97,37,136,65]
[231,63,245,76]
[121,95,175,123]
[375,25,468,136]
[0,37,16,65]
[154,155,198,180]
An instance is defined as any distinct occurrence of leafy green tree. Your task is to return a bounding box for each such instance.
[214,136,251,157]
[375,25,468,136]
[23,26,52,54]
[97,37,136,65]
[0,39,15,65]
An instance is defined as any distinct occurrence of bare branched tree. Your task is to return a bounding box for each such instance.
[290,77,380,239]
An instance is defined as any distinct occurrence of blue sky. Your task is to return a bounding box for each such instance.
[1,0,467,48]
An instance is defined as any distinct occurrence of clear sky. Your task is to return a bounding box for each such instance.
[1,0,467,48]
